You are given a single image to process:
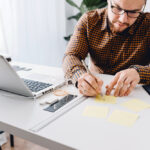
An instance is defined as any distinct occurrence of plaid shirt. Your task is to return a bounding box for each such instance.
[63,8,150,85]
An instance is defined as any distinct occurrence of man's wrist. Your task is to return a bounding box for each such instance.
[129,65,140,73]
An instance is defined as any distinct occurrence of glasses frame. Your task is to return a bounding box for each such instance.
[110,0,145,18]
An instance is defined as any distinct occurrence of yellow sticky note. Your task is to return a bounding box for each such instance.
[95,95,116,104]
[82,106,109,118]
[121,99,150,112]
[108,110,139,127]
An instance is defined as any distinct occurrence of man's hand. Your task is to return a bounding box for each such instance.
[106,68,140,97]
[78,73,103,96]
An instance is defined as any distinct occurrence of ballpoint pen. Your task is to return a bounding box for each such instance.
[81,60,103,96]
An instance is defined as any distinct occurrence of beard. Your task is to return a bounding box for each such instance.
[108,19,130,34]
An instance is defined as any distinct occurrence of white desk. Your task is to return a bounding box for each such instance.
[0,62,150,150]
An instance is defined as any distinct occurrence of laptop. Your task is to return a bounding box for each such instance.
[0,55,65,98]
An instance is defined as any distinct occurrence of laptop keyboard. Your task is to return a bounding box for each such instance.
[23,79,52,92]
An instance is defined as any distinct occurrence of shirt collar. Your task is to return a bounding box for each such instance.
[127,13,144,35]
[101,9,108,31]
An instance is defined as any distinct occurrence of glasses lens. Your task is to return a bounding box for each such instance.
[112,7,140,18]
[112,7,123,15]
[128,12,140,18]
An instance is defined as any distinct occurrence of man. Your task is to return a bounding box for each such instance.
[63,0,150,97]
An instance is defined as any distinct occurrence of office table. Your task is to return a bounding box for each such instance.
[0,62,150,150]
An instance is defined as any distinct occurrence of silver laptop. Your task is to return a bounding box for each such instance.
[0,55,65,98]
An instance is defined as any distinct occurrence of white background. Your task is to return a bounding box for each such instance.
[0,0,149,67]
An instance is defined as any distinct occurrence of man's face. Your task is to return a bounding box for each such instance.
[107,0,145,33]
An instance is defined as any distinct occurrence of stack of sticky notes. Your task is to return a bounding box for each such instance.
[95,94,117,104]
[82,96,150,127]
[121,99,150,112]
[83,106,109,118]
[107,110,139,127]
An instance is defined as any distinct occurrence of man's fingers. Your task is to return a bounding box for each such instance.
[79,85,96,96]
[81,87,97,96]
[84,75,100,93]
[113,75,127,96]
[79,89,83,95]
[106,73,120,95]
[97,77,103,91]
[78,78,98,96]
[124,81,137,96]
[119,78,131,96]
[83,78,99,95]
[78,73,103,96]
[114,82,123,97]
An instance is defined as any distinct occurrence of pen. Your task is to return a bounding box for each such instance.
[81,60,93,76]
[81,60,103,96]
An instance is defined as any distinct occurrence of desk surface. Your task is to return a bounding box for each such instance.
[0,62,150,150]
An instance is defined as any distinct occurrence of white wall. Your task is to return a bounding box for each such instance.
[0,15,7,54]
[65,0,82,37]
[0,0,67,67]
[145,0,150,12]
[0,0,149,67]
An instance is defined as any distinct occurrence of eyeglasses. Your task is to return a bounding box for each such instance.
[110,0,145,18]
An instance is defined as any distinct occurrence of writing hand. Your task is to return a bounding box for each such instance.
[78,73,103,97]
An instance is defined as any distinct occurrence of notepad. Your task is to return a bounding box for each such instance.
[121,99,150,112]
[95,95,116,104]
[82,106,109,118]
[108,110,139,127]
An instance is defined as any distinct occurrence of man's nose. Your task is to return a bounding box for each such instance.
[119,12,128,23]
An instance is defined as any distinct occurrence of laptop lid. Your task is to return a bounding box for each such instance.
[0,55,60,98]
[0,55,35,97]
